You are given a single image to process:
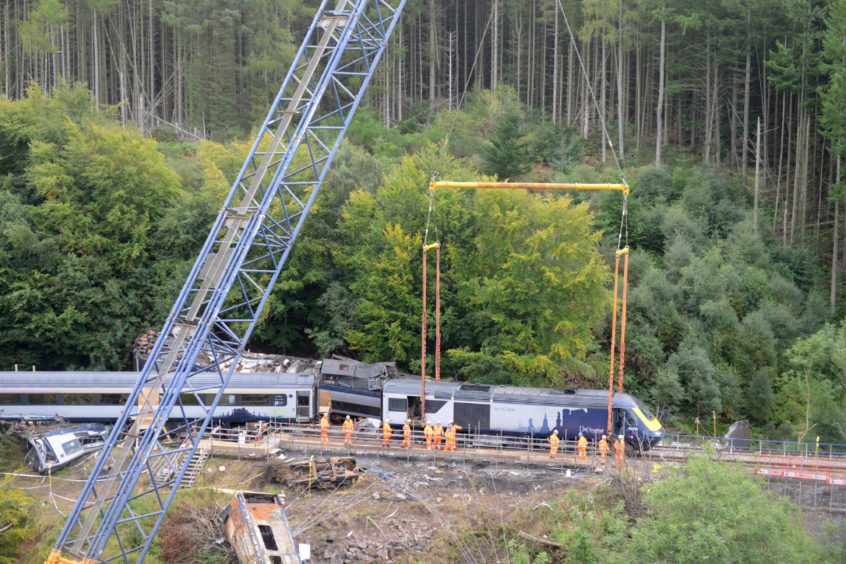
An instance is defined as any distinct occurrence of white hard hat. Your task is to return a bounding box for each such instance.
[618,435,624,440]
[602,435,607,439]
[345,415,351,419]
[406,419,411,423]
[427,421,432,425]
[552,429,558,434]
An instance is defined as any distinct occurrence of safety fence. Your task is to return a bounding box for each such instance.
[194,421,846,513]
[201,421,624,471]
[200,421,846,477]
[657,432,846,458]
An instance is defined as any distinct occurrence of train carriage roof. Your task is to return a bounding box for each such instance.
[0,372,315,391]
[383,379,640,409]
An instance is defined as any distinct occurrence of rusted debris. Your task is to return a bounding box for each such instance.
[265,456,360,490]
[221,491,301,564]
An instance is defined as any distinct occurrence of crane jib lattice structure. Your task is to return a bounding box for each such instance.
[48,1,407,562]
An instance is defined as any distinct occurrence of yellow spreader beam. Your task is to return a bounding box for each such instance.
[429,181,629,195]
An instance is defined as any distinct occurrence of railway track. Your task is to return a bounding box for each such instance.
[202,423,846,485]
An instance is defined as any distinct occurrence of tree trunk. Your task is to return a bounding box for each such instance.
[832,155,841,314]
[760,116,761,233]
[92,7,100,106]
[3,2,9,97]
[655,19,665,167]
[491,0,498,91]
[601,39,607,163]
[567,38,574,126]
[742,8,752,178]
[617,0,625,161]
[552,4,559,125]
[428,0,436,106]
[635,27,641,149]
[581,39,591,138]
[791,108,804,243]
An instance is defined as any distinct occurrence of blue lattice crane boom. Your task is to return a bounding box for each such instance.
[48,1,407,562]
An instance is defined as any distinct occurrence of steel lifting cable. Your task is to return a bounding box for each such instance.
[419,9,495,410]
[554,0,626,184]
[552,0,633,424]
[607,192,630,430]
[606,252,621,433]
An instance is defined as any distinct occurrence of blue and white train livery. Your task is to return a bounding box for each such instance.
[381,380,663,450]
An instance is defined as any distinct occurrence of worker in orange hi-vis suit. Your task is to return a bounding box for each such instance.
[613,435,625,468]
[450,422,463,451]
[424,421,434,450]
[577,432,588,461]
[549,430,560,459]
[444,424,456,452]
[320,413,330,445]
[401,419,412,448]
[433,422,443,450]
[342,415,354,447]
[598,435,609,465]
[382,420,393,447]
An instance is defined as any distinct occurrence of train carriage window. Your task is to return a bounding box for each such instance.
[179,394,201,406]
[62,394,101,405]
[62,439,82,456]
[27,394,58,405]
[634,397,655,420]
[101,394,130,405]
[329,400,381,417]
[388,398,407,412]
[240,394,271,406]
[0,394,22,405]
[454,402,490,431]
[424,400,447,414]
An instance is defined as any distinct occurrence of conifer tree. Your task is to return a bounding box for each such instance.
[483,110,529,179]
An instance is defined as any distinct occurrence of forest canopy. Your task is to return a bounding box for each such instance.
[1,1,846,442]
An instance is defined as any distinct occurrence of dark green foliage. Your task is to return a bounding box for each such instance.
[0,85,191,369]
[483,109,530,180]
[505,455,832,564]
[0,78,843,442]
[0,487,37,562]
[629,455,823,563]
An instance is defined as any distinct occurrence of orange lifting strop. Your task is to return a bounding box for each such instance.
[421,241,441,419]
[607,246,630,432]
[423,180,630,431]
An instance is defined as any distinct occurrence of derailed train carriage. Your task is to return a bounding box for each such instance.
[381,380,664,451]
[0,363,664,451]
[0,371,318,424]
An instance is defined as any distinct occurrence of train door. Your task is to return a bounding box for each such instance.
[612,408,625,436]
[614,409,639,442]
[296,392,311,420]
[407,396,422,419]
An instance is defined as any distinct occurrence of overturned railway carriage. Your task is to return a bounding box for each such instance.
[0,372,317,424]
[317,358,396,419]
[381,380,664,450]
